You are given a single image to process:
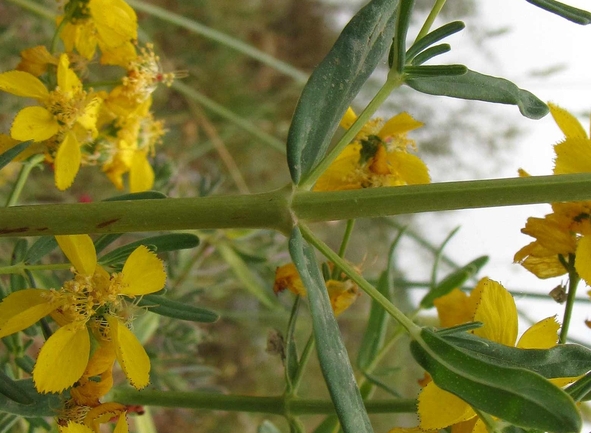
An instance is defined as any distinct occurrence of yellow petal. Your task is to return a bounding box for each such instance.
[33,323,90,393]
[77,96,102,135]
[433,288,474,328]
[75,21,99,60]
[378,112,423,140]
[91,0,137,48]
[472,278,518,346]
[120,245,166,296]
[99,41,137,66]
[549,103,588,139]
[326,279,359,316]
[339,107,358,130]
[85,402,127,433]
[313,153,362,191]
[386,152,430,185]
[521,216,575,256]
[59,422,95,433]
[0,289,60,338]
[575,236,591,286]
[129,151,154,193]
[471,419,488,433]
[16,46,59,77]
[517,316,559,349]
[11,106,59,142]
[56,235,97,276]
[273,263,307,296]
[114,414,129,433]
[57,54,82,96]
[107,315,150,389]
[418,382,475,430]
[0,70,49,99]
[54,132,81,190]
[451,418,478,433]
[554,138,591,175]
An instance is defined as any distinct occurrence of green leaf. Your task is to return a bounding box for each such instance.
[286,0,399,184]
[289,227,373,433]
[565,370,591,401]
[94,234,123,254]
[0,370,32,405]
[24,237,57,264]
[0,141,31,171]
[390,0,414,72]
[98,233,200,266]
[405,69,548,119]
[405,21,465,60]
[420,255,488,309]
[404,64,467,77]
[442,331,591,379]
[410,44,451,66]
[284,296,301,392]
[526,0,591,24]
[138,294,219,323]
[0,379,60,417]
[410,328,581,432]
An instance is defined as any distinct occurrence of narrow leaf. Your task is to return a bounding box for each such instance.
[411,328,581,432]
[391,0,414,72]
[0,370,32,405]
[406,21,465,60]
[527,0,591,24]
[138,294,218,323]
[24,237,57,264]
[0,141,31,171]
[286,0,399,183]
[565,371,591,401]
[99,234,200,266]
[289,227,373,433]
[284,296,301,391]
[406,69,548,119]
[410,44,451,66]
[420,255,488,309]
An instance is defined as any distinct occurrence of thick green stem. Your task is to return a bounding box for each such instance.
[299,223,420,335]
[109,389,416,415]
[2,174,591,237]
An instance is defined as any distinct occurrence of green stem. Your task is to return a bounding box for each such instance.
[331,219,355,280]
[559,254,580,344]
[3,174,591,237]
[108,389,416,415]
[415,0,448,41]
[290,333,315,394]
[299,223,420,336]
[5,155,45,208]
[172,81,286,154]
[126,0,308,84]
[298,71,405,190]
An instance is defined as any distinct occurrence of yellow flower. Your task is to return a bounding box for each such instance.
[59,0,138,66]
[0,54,101,189]
[273,263,360,316]
[418,278,564,432]
[99,97,164,192]
[0,234,166,393]
[313,107,430,191]
[515,104,591,284]
[59,401,128,433]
